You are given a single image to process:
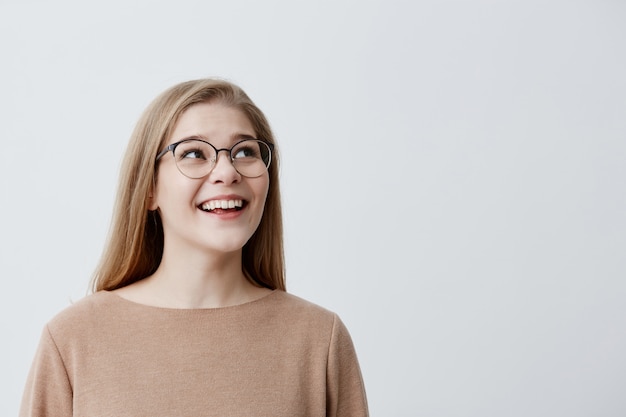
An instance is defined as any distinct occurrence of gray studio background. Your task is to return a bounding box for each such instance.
[1,1,625,416]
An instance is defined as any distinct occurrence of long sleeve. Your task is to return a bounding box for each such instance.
[20,325,73,417]
[326,314,369,417]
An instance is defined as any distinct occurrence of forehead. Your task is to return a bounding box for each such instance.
[170,102,255,142]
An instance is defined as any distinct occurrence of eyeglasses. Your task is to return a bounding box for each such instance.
[156,138,274,179]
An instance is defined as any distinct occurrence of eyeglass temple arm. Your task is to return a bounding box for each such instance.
[155,144,176,161]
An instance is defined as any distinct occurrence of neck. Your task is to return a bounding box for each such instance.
[119,245,269,309]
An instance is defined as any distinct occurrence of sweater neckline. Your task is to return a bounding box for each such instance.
[100,289,280,313]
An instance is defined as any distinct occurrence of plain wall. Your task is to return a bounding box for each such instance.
[1,0,625,416]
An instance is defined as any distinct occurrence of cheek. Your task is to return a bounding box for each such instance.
[247,176,270,224]
[153,173,196,211]
[256,175,270,207]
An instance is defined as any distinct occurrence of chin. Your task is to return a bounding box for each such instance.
[203,237,251,255]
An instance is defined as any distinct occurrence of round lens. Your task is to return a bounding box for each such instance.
[174,140,216,178]
[231,140,272,178]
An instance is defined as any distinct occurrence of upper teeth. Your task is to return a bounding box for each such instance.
[201,199,243,211]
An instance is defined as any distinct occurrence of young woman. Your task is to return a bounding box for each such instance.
[20,79,368,416]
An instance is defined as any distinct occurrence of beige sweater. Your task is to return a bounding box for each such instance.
[20,290,368,416]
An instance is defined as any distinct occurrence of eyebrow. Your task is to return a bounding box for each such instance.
[177,133,258,143]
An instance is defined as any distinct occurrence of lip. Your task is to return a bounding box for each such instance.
[197,194,248,219]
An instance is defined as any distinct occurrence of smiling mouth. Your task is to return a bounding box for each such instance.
[199,199,245,213]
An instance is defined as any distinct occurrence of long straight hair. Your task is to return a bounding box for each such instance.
[91,79,285,292]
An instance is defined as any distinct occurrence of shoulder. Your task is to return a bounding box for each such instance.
[269,291,336,320]
[49,291,115,323]
[46,291,119,341]
[261,291,346,339]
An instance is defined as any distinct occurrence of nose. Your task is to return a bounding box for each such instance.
[208,150,241,184]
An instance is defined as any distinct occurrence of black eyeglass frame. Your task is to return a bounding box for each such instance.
[155,137,275,178]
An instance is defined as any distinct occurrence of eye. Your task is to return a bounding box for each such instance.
[180,148,207,160]
[174,139,213,162]
[232,142,261,160]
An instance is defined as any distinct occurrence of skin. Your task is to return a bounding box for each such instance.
[114,102,272,308]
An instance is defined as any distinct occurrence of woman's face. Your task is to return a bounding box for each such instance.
[151,101,270,256]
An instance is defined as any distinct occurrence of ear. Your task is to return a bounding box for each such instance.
[147,186,159,211]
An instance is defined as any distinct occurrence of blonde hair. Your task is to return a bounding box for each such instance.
[91,79,285,292]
